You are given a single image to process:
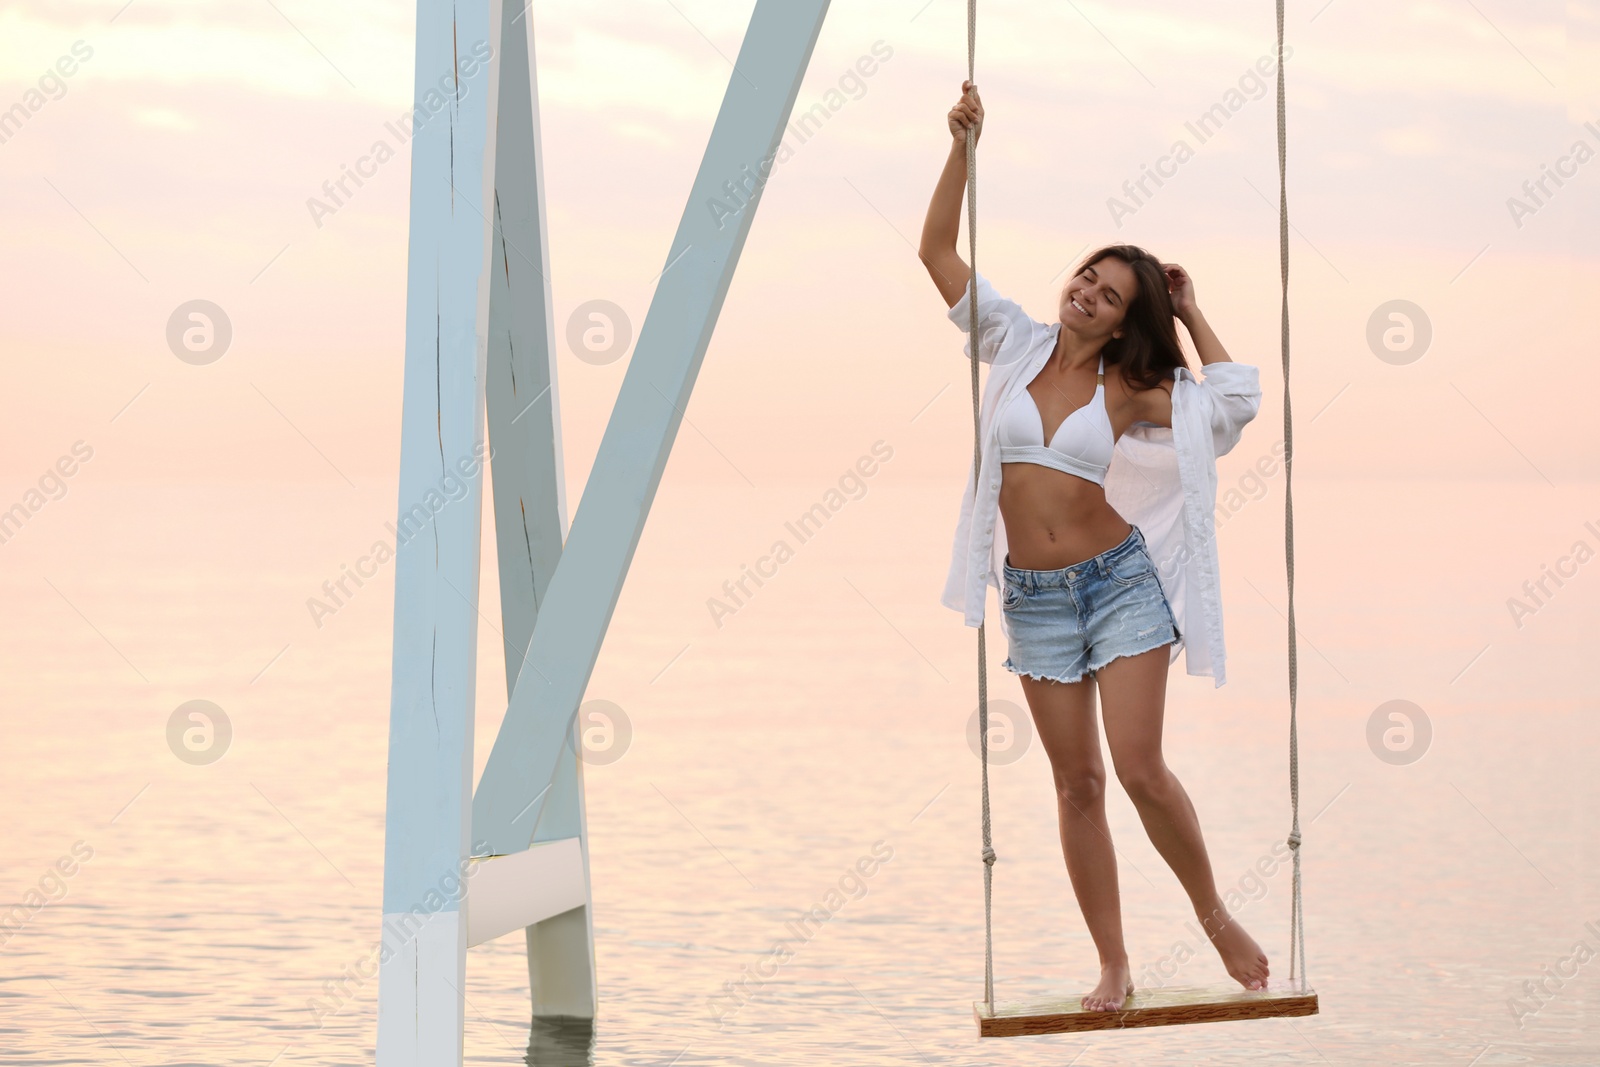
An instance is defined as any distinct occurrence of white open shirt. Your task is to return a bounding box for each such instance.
[942,271,1264,688]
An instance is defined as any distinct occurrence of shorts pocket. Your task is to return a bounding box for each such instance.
[1108,549,1156,587]
[1001,575,1026,611]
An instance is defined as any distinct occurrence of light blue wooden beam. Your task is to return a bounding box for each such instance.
[472,0,832,853]
[377,0,502,1060]
[483,0,598,1018]
[483,0,583,852]
[485,1,565,702]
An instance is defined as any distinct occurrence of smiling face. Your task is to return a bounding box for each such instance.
[1059,256,1140,342]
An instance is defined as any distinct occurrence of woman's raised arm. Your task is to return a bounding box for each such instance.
[919,80,983,308]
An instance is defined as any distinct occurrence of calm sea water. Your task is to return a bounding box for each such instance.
[2,477,1595,1064]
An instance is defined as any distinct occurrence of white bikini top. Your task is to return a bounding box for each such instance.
[997,355,1115,485]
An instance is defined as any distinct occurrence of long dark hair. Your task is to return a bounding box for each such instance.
[1068,244,1189,390]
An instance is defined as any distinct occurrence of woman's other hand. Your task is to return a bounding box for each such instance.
[1163,262,1197,320]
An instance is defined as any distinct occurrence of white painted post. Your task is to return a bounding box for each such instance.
[376,0,504,1062]
[483,0,598,1020]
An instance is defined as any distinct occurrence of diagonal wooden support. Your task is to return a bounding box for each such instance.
[482,0,598,1018]
[471,0,833,855]
[485,0,566,704]
[482,0,579,850]
[376,0,503,1061]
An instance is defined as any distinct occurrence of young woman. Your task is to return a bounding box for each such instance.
[919,81,1271,1013]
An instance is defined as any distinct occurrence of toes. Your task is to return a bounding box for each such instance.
[1081,991,1125,1012]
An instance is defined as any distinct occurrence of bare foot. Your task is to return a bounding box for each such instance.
[1199,906,1270,991]
[1080,961,1134,1012]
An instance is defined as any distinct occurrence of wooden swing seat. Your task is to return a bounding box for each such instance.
[974,980,1318,1037]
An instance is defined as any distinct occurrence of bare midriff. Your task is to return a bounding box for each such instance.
[998,463,1133,571]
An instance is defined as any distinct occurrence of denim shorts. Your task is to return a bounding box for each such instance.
[1000,525,1182,685]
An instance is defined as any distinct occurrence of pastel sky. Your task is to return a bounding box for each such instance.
[0,0,1593,491]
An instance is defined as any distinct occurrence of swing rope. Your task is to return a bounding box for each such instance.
[963,0,998,1014]
[1275,0,1309,993]
[965,0,1306,1010]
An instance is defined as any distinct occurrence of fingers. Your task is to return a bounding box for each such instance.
[951,82,983,140]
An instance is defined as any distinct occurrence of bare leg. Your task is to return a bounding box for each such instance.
[1016,673,1134,1011]
[1096,645,1271,991]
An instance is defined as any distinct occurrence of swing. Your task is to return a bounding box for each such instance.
[961,0,1320,1037]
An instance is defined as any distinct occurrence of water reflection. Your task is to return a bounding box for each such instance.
[525,1014,595,1067]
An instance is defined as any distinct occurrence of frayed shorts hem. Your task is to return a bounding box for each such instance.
[1002,627,1178,686]
[1002,662,1090,686]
